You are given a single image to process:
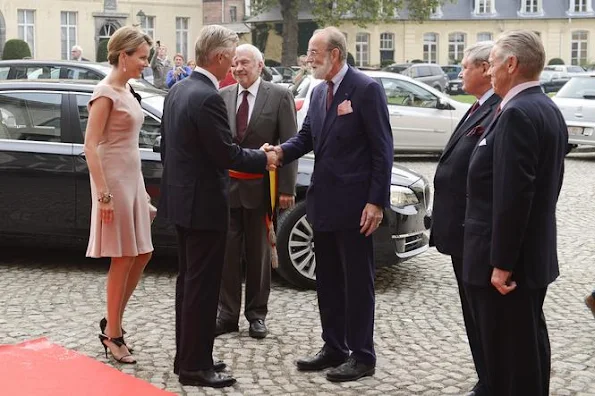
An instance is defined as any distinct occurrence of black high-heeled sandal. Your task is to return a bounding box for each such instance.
[99,318,133,353]
[98,334,136,364]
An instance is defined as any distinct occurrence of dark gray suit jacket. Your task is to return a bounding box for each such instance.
[220,80,298,209]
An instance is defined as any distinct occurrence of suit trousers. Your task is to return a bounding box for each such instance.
[464,283,550,396]
[451,256,487,388]
[174,225,227,371]
[314,229,376,365]
[218,205,271,323]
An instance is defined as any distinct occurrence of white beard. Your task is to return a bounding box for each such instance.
[312,55,332,80]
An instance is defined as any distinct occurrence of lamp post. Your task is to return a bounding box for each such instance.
[136,10,146,28]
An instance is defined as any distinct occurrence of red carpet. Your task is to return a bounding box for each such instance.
[0,338,174,396]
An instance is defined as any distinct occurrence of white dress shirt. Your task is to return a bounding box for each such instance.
[236,77,261,123]
[500,81,541,110]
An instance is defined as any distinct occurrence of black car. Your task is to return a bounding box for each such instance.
[446,78,465,95]
[0,80,431,289]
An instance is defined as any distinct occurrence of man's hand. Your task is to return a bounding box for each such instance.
[260,143,278,170]
[360,203,383,237]
[491,267,517,295]
[279,194,295,209]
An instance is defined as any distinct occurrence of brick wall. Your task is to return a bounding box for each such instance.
[203,0,246,24]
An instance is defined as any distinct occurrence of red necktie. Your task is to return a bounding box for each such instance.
[326,81,334,111]
[469,101,480,115]
[236,90,249,142]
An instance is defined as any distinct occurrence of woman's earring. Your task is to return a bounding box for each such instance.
[123,60,127,72]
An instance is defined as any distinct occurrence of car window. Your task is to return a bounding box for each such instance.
[544,66,563,72]
[0,67,9,80]
[567,66,585,73]
[556,77,595,99]
[380,78,438,108]
[430,65,444,76]
[76,94,160,148]
[416,66,432,78]
[0,92,63,142]
[59,67,103,81]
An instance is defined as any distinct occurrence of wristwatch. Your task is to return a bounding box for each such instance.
[98,192,113,204]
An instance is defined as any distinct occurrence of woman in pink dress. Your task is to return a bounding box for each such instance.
[84,26,154,364]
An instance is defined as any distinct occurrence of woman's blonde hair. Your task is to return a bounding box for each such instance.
[107,26,153,66]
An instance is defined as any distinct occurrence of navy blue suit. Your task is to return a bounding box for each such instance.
[281,66,393,364]
[463,86,567,395]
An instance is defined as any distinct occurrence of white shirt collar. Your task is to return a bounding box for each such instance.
[500,81,541,110]
[329,63,349,92]
[194,66,219,89]
[237,77,261,98]
[478,88,495,106]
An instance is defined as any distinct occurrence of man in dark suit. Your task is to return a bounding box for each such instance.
[430,41,501,396]
[272,27,393,382]
[463,30,567,395]
[158,25,277,389]
[216,44,298,339]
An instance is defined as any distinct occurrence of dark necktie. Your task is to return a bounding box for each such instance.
[469,101,480,115]
[326,81,334,111]
[236,90,249,142]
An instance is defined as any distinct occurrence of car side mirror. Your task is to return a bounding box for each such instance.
[153,135,161,153]
[436,98,453,110]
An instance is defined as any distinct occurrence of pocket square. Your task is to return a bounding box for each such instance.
[337,100,353,116]
[478,138,487,146]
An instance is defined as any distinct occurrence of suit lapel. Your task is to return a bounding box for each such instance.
[318,68,356,149]
[245,82,270,139]
[224,85,239,139]
[441,94,499,160]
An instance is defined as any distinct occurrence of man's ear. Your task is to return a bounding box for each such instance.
[507,56,519,74]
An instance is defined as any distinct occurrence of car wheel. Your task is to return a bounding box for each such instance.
[276,200,316,289]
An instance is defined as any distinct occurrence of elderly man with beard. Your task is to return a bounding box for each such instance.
[216,44,298,339]
[270,27,393,382]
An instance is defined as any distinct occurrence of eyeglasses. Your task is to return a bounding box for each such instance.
[306,48,333,58]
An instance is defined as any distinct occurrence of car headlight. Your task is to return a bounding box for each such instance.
[390,185,419,208]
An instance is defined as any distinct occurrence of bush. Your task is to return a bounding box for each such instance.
[96,39,109,63]
[380,59,394,68]
[264,59,281,67]
[411,59,424,64]
[548,58,565,65]
[2,39,32,60]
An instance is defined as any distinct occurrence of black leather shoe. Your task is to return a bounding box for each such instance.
[326,356,375,382]
[296,347,347,371]
[174,360,226,375]
[179,369,236,388]
[214,319,239,337]
[248,319,268,339]
[466,381,487,396]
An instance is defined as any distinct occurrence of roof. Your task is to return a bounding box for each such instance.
[220,22,251,34]
[246,0,594,23]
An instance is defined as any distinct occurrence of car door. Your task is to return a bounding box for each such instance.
[0,90,76,236]
[378,77,454,151]
[70,92,174,247]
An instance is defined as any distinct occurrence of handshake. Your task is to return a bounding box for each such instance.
[260,143,283,171]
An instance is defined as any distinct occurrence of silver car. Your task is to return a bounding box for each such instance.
[551,75,595,149]
[294,71,470,153]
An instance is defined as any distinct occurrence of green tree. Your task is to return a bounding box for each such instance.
[251,0,447,66]
[548,58,564,65]
[2,39,32,60]
[96,39,109,63]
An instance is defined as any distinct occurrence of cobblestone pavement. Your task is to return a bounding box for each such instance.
[1,151,595,396]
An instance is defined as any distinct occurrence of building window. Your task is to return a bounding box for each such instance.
[230,6,237,22]
[379,33,394,63]
[141,16,155,38]
[571,31,589,66]
[176,17,189,61]
[17,10,35,56]
[60,12,77,60]
[569,0,593,13]
[524,0,539,12]
[574,0,588,12]
[355,33,369,67]
[448,32,466,64]
[477,32,493,42]
[475,0,495,14]
[423,33,438,64]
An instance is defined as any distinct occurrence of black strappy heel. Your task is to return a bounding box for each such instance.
[99,318,133,353]
[98,334,136,364]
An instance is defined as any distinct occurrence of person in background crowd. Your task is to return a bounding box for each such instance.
[430,40,501,396]
[216,44,298,340]
[71,45,89,61]
[166,53,192,88]
[84,26,155,365]
[150,41,171,90]
[187,59,196,69]
[463,30,568,395]
[219,68,236,88]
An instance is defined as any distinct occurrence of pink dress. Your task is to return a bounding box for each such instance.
[86,82,154,258]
